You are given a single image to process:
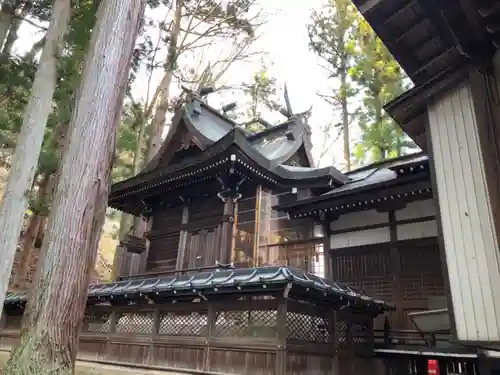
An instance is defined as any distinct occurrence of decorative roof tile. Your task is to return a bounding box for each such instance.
[4,267,391,314]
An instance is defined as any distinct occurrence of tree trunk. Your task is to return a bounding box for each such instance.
[2,0,31,55]
[20,118,71,287]
[374,93,384,162]
[16,172,54,290]
[3,0,145,373]
[0,0,70,319]
[146,0,183,164]
[340,67,350,171]
[0,0,15,50]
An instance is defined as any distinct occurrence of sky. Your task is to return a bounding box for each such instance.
[13,0,345,167]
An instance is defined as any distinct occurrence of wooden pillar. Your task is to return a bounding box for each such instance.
[219,198,235,264]
[388,210,403,328]
[252,186,263,267]
[330,308,339,375]
[275,295,287,375]
[323,219,333,280]
[112,245,128,281]
[137,217,153,274]
[175,206,189,271]
[205,302,216,372]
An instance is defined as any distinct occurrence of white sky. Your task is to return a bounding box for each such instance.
[14,0,347,168]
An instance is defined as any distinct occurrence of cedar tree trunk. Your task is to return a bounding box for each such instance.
[3,1,145,374]
[0,0,70,318]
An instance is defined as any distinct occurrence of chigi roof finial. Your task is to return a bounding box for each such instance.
[283,83,293,116]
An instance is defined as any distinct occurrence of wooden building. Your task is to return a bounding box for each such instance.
[3,1,499,370]
[277,153,444,331]
[0,95,397,375]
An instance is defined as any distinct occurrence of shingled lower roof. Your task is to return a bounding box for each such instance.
[4,266,391,314]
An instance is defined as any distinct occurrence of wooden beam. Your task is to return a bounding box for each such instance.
[392,18,428,45]
[411,47,457,81]
[458,0,488,43]
[478,3,500,18]
[383,0,418,25]
[486,23,500,34]
[359,0,386,14]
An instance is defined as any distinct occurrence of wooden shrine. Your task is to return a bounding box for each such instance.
[1,93,394,375]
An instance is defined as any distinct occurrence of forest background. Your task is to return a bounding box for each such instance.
[0,0,417,286]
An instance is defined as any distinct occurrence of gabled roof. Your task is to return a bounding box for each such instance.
[276,152,432,218]
[109,98,348,215]
[143,98,314,173]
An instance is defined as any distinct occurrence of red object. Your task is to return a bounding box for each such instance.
[428,359,440,375]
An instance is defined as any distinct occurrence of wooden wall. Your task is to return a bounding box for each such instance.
[428,73,500,343]
[328,200,444,329]
[143,184,323,276]
[146,198,225,273]
[146,205,184,273]
[0,299,380,375]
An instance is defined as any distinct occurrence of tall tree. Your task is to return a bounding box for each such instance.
[349,19,415,165]
[308,0,358,170]
[0,0,70,316]
[4,0,145,373]
[12,0,99,291]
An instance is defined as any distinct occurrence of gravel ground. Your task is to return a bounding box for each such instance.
[0,351,186,375]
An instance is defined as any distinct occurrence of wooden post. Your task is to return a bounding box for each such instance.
[330,308,339,375]
[323,219,332,279]
[205,301,217,372]
[147,308,161,365]
[252,186,263,267]
[175,206,189,271]
[275,295,287,375]
[388,210,403,328]
[219,198,235,264]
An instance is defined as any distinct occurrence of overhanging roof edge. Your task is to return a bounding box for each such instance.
[385,65,471,124]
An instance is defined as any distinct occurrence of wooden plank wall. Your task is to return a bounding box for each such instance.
[145,198,226,273]
[328,200,444,329]
[428,73,500,342]
[146,206,184,273]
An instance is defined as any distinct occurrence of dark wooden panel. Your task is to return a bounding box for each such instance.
[184,227,222,268]
[286,353,336,375]
[146,234,180,272]
[151,344,206,371]
[208,348,277,375]
[332,247,393,302]
[330,238,445,330]
[398,238,445,329]
[189,199,224,222]
[152,205,183,230]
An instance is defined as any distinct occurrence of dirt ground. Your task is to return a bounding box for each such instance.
[0,351,187,375]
